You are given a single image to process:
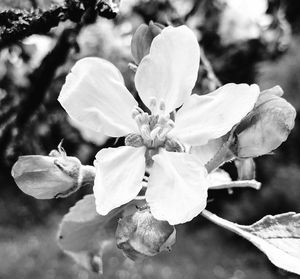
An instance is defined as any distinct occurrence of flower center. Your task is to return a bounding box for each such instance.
[131,98,174,148]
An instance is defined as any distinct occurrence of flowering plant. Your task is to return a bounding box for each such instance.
[12,23,299,276]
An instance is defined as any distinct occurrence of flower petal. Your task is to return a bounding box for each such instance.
[146,150,208,225]
[191,137,224,165]
[171,83,260,146]
[68,117,108,146]
[58,57,138,137]
[94,146,146,215]
[135,26,200,113]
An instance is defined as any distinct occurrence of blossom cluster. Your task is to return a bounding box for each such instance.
[12,23,296,274]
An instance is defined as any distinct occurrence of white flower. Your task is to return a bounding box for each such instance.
[58,25,259,225]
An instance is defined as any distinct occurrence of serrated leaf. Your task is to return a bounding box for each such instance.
[58,194,143,274]
[202,210,300,275]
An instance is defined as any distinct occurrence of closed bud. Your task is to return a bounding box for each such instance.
[115,208,176,261]
[230,86,296,158]
[131,22,164,64]
[11,146,95,199]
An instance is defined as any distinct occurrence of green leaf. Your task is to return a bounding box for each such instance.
[57,194,126,274]
[201,210,300,275]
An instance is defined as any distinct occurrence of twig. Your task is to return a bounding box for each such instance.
[200,47,222,89]
[209,180,261,190]
[0,6,66,49]
[184,0,203,22]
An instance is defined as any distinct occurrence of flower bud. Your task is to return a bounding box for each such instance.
[115,208,176,261]
[11,146,95,199]
[131,22,164,64]
[230,86,296,158]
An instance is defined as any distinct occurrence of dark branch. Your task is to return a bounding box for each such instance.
[0,0,119,49]
[15,28,77,128]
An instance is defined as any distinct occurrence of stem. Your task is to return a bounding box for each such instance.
[201,209,246,238]
[81,165,96,187]
[200,47,222,89]
[209,180,261,190]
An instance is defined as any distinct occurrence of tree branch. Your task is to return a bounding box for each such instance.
[0,0,118,49]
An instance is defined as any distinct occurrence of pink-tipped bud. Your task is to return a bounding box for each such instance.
[230,86,296,158]
[131,22,164,64]
[11,147,95,199]
[115,208,176,261]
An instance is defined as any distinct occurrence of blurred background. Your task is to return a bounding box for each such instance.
[0,0,300,278]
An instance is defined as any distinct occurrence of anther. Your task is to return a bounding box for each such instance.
[159,99,166,114]
[149,97,157,115]
[140,113,149,124]
[132,108,141,119]
[125,134,144,147]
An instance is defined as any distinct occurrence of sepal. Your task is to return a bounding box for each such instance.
[131,22,164,64]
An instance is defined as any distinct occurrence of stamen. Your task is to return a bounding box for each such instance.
[150,126,162,140]
[140,112,149,124]
[157,115,168,126]
[167,120,175,129]
[159,99,166,114]
[136,107,144,114]
[149,97,157,115]
[131,101,180,150]
[140,125,151,140]
[135,114,144,127]
[158,120,175,139]
[131,107,142,119]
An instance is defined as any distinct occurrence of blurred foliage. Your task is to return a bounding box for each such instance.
[1,0,300,278]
